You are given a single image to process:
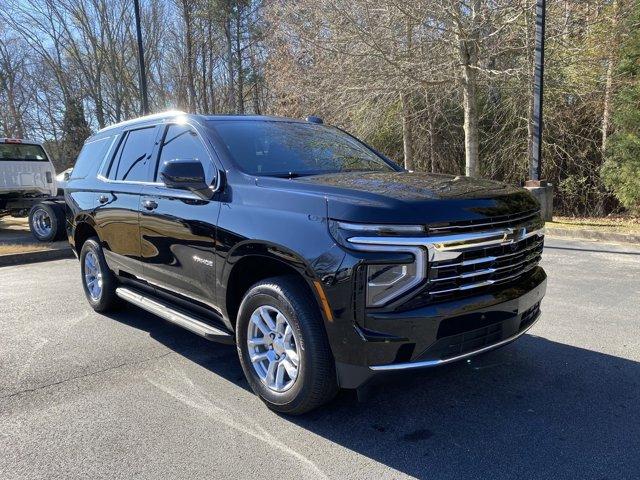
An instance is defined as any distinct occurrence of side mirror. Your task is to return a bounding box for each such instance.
[159,159,214,199]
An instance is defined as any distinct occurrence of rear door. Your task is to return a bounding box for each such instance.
[93,125,160,277]
[138,122,222,312]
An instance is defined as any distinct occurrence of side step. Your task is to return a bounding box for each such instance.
[115,287,234,344]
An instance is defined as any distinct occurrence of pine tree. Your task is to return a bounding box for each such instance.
[60,97,92,169]
[601,2,640,212]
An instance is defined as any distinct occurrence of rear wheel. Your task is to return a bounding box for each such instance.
[236,276,338,415]
[79,237,120,312]
[29,202,65,242]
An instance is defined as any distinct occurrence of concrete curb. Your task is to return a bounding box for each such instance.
[545,227,640,245]
[0,247,74,267]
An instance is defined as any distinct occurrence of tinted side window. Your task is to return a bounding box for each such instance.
[110,127,156,182]
[71,137,112,179]
[156,124,213,182]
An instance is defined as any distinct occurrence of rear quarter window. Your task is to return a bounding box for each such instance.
[71,136,113,179]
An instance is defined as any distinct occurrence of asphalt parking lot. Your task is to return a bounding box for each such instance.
[1,237,639,480]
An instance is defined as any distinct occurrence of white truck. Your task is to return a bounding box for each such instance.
[0,138,67,241]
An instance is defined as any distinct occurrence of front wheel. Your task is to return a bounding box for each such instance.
[236,276,338,415]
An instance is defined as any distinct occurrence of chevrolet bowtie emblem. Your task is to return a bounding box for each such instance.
[504,227,527,244]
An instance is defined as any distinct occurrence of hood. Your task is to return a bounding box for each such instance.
[255,171,539,224]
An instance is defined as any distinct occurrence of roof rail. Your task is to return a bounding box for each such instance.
[99,110,188,133]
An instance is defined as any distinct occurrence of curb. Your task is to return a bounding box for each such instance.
[545,227,640,245]
[0,247,75,267]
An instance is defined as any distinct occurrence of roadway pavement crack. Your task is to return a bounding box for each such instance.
[0,351,175,401]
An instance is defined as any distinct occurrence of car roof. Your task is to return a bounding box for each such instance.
[97,111,312,134]
[0,138,44,146]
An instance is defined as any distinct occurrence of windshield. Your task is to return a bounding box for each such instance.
[208,120,396,176]
[0,143,49,162]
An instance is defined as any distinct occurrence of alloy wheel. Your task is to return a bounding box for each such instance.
[247,305,300,392]
[84,251,103,301]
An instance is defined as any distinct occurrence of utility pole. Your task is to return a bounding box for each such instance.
[133,0,149,115]
[530,0,545,181]
[526,0,553,221]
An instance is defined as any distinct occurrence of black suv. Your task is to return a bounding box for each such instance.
[65,112,546,414]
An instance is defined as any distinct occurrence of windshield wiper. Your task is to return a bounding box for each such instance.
[261,171,319,179]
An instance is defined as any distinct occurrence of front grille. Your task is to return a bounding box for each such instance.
[427,233,544,297]
[427,209,541,235]
[347,210,545,309]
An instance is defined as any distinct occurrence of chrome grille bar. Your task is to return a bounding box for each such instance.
[431,236,544,269]
[429,261,540,295]
[427,210,541,233]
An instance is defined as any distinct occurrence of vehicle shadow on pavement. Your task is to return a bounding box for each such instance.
[107,307,640,480]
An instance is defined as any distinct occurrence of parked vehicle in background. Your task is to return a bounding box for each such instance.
[56,168,73,196]
[65,111,547,414]
[0,138,66,242]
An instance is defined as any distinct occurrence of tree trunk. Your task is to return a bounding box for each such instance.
[601,0,620,153]
[456,0,481,177]
[5,80,24,138]
[207,16,216,113]
[601,57,614,153]
[224,17,236,113]
[400,91,415,171]
[201,40,209,112]
[182,0,197,112]
[249,43,261,114]
[461,66,479,177]
[235,5,244,114]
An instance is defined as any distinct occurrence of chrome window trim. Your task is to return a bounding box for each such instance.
[96,174,162,187]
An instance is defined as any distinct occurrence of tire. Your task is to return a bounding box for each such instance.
[236,276,338,415]
[79,237,120,312]
[29,202,65,242]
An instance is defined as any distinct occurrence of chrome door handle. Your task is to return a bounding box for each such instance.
[98,195,109,204]
[142,199,158,211]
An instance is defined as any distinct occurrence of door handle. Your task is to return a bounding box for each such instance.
[98,195,109,204]
[142,199,158,211]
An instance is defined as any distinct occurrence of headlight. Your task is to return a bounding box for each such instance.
[367,262,420,306]
[328,220,427,307]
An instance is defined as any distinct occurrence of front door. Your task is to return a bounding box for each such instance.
[138,123,221,311]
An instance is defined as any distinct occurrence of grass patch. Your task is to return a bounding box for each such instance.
[549,216,640,234]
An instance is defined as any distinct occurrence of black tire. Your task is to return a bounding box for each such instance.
[28,202,65,242]
[236,276,338,415]
[79,237,120,312]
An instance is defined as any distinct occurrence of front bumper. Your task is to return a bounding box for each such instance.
[335,267,547,389]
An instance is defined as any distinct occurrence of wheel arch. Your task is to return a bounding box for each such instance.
[72,216,99,255]
[222,242,329,330]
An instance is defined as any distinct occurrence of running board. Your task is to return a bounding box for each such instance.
[115,287,234,344]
